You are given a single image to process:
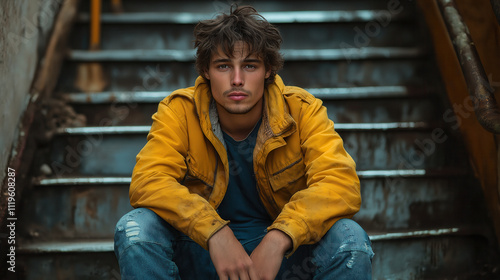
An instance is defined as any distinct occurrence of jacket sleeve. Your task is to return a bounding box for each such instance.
[267,96,361,255]
[129,96,228,250]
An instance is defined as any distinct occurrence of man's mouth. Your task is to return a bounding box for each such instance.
[228,91,248,101]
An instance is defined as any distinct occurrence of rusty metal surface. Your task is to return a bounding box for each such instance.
[492,0,500,25]
[18,184,131,240]
[17,252,120,280]
[355,177,487,231]
[371,236,499,279]
[437,0,500,134]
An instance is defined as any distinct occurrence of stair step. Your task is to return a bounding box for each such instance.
[57,59,432,91]
[65,90,439,125]
[71,15,419,51]
[17,227,470,254]
[36,177,132,186]
[62,86,431,104]
[43,126,466,175]
[53,122,434,136]
[18,233,495,280]
[369,227,461,241]
[21,173,483,240]
[67,47,425,62]
[77,10,411,24]
[19,240,113,254]
[87,0,416,15]
[34,168,468,186]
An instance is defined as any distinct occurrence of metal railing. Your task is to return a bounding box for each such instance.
[437,0,500,134]
[492,0,500,25]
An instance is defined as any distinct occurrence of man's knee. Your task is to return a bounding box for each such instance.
[114,208,177,251]
[315,219,374,261]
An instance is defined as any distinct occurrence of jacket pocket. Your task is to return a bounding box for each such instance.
[269,157,307,193]
[182,154,214,199]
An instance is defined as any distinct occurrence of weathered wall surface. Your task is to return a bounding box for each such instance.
[0,0,62,183]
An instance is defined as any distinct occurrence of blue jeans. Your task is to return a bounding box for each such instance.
[114,208,374,279]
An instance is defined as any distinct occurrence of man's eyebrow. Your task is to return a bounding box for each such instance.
[211,57,263,63]
[243,58,262,63]
[212,58,231,63]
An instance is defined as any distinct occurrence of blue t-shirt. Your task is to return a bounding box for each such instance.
[218,119,272,242]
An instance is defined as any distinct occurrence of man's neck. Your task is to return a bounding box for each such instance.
[217,99,263,141]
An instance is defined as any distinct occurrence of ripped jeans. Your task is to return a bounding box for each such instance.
[114,208,374,280]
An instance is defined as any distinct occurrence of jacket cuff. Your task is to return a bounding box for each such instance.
[189,213,229,250]
[267,217,308,257]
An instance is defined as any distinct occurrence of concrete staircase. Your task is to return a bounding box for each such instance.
[14,0,500,279]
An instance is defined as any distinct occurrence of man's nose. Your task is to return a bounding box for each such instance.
[231,68,244,87]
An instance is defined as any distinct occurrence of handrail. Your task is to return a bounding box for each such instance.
[437,0,500,134]
[492,0,500,25]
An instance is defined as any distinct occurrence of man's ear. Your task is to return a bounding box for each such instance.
[265,69,271,79]
[204,71,210,80]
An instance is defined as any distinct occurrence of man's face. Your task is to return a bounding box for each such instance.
[205,41,271,115]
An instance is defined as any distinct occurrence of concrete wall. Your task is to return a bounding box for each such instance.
[0,0,62,183]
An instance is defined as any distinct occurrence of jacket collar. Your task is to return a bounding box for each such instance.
[193,75,296,139]
[264,75,296,137]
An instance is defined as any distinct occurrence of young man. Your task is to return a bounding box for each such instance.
[114,5,373,280]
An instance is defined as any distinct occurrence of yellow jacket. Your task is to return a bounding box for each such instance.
[130,75,361,254]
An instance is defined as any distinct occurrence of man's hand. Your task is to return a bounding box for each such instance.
[250,230,292,280]
[208,226,260,280]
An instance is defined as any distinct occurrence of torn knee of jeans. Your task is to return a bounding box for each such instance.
[336,237,375,260]
[124,220,141,241]
[346,251,359,268]
[333,239,374,270]
[336,229,373,252]
[116,209,143,232]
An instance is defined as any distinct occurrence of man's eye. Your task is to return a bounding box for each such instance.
[217,65,229,69]
[245,65,256,69]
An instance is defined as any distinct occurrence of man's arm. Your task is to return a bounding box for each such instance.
[208,226,260,280]
[250,229,292,280]
[130,96,228,250]
[268,93,361,255]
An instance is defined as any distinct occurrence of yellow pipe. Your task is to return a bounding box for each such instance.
[90,0,101,50]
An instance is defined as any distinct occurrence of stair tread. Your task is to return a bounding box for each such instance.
[53,122,435,135]
[77,10,411,24]
[62,86,431,104]
[19,239,113,253]
[34,168,469,186]
[67,47,426,62]
[18,227,467,254]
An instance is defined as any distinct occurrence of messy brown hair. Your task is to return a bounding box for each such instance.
[194,5,283,85]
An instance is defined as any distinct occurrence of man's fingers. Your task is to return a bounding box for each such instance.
[228,271,239,280]
[238,271,250,280]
